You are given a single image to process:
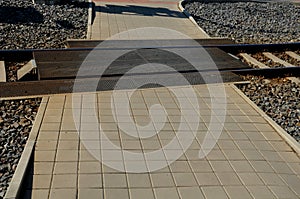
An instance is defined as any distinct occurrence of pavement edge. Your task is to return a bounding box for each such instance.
[4,96,49,199]
[231,83,300,155]
[86,0,93,39]
[178,0,210,38]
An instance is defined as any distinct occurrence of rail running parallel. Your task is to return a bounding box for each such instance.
[0,39,299,97]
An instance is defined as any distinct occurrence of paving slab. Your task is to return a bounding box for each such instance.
[91,0,209,40]
[22,84,300,199]
[0,61,6,82]
[22,0,300,198]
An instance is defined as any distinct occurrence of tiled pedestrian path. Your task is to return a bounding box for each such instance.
[25,84,300,199]
[90,0,209,40]
[23,0,300,198]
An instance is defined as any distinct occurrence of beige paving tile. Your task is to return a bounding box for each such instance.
[246,186,275,198]
[53,162,78,174]
[189,160,213,172]
[169,161,192,173]
[104,173,127,188]
[57,140,79,150]
[245,132,266,141]
[61,122,79,131]
[254,123,275,132]
[238,123,257,131]
[173,172,198,186]
[279,174,300,196]
[78,189,103,199]
[224,186,252,199]
[43,115,62,123]
[224,123,242,132]
[48,96,65,103]
[269,141,293,152]
[210,160,234,172]
[242,150,265,161]
[78,174,102,188]
[217,140,238,150]
[44,109,63,117]
[59,131,79,140]
[33,83,300,199]
[252,140,274,151]
[49,189,76,199]
[32,162,54,174]
[37,131,59,141]
[78,133,100,144]
[56,150,78,162]
[141,140,161,150]
[79,149,99,162]
[228,132,249,141]
[216,172,242,185]
[129,188,155,199]
[201,186,228,199]
[34,150,56,162]
[104,188,129,199]
[24,189,49,199]
[278,151,300,163]
[122,140,142,150]
[260,151,283,162]
[249,161,274,173]
[127,173,151,188]
[288,163,300,174]
[258,173,286,185]
[229,160,254,172]
[270,162,295,174]
[61,115,78,125]
[40,122,61,131]
[51,174,77,188]
[79,161,101,174]
[223,149,245,160]
[237,173,264,185]
[269,186,298,199]
[177,187,205,199]
[150,173,175,187]
[154,188,180,199]
[217,131,232,140]
[28,175,52,189]
[234,140,256,150]
[233,116,252,123]
[261,131,282,141]
[102,162,125,173]
[195,172,220,186]
[35,140,57,151]
[125,160,147,171]
[206,150,226,160]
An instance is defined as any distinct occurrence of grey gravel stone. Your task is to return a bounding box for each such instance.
[185,1,300,44]
[239,77,300,142]
[0,98,41,198]
[0,0,88,49]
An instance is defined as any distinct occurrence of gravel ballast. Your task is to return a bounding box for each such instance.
[0,0,88,49]
[250,53,284,68]
[184,1,300,44]
[239,78,300,142]
[5,61,29,82]
[0,98,41,198]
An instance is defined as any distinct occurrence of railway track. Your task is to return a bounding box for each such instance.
[0,39,299,97]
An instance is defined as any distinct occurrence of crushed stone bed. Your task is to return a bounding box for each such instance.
[184,1,300,44]
[0,98,41,198]
[0,0,88,49]
[238,77,300,142]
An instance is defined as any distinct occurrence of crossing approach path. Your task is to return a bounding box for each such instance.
[22,0,300,199]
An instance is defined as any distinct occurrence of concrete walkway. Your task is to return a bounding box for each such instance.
[24,0,300,199]
[25,85,300,199]
[90,0,209,40]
